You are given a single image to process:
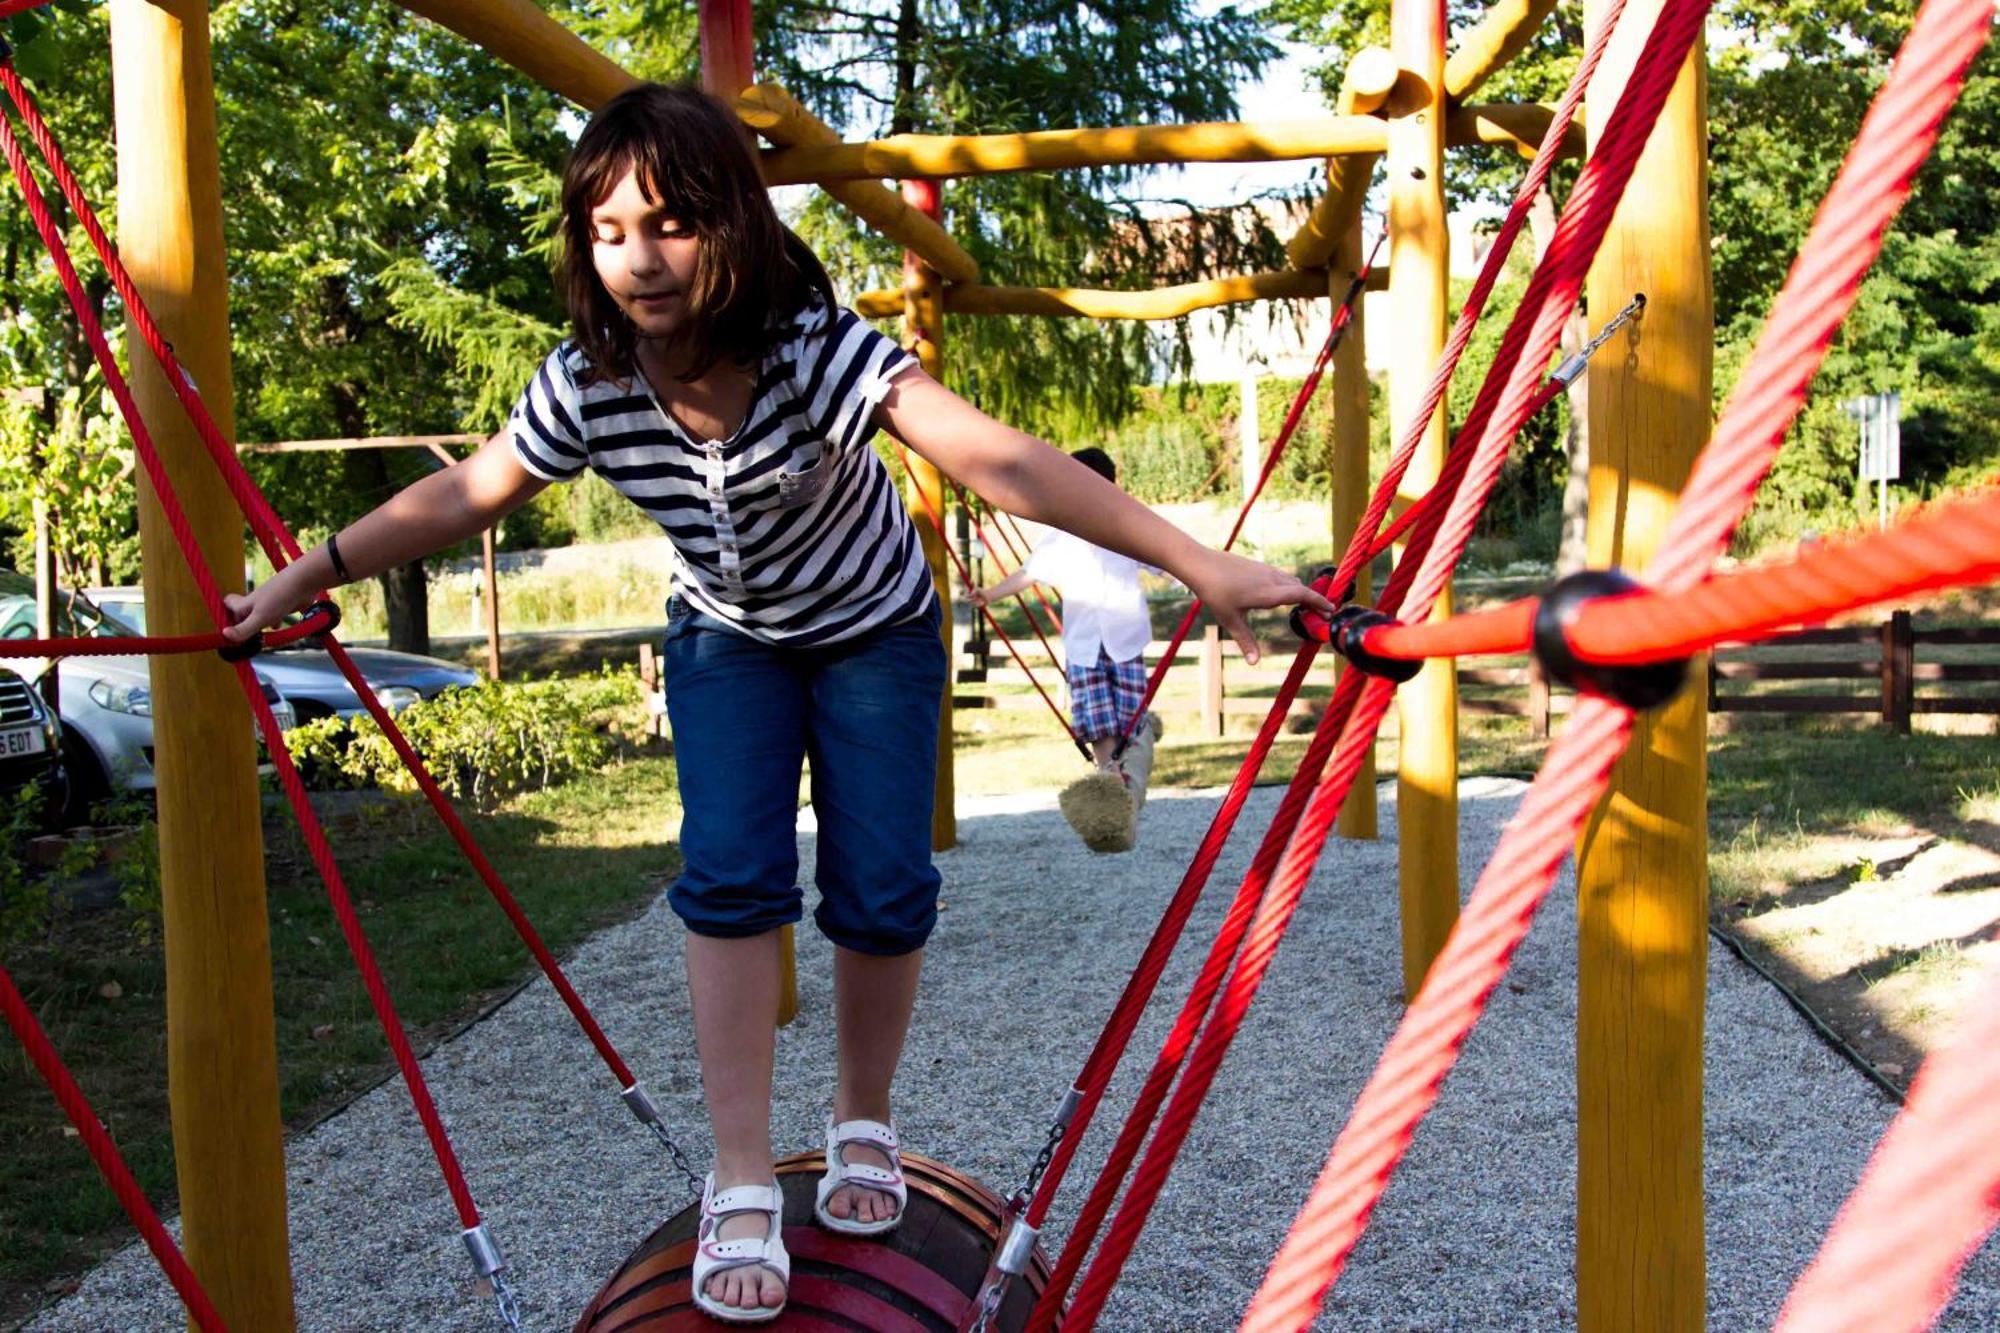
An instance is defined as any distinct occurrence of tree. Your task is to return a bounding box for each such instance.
[1268,0,2000,552]
[759,0,1290,436]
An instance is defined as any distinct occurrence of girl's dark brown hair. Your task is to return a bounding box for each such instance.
[559,83,836,383]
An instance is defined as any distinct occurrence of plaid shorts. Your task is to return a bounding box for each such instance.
[1066,650,1148,742]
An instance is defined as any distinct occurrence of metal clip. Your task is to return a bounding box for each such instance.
[623,1080,705,1196]
[996,1217,1040,1277]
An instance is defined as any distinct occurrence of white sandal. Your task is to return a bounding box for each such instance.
[813,1116,908,1236]
[691,1174,789,1325]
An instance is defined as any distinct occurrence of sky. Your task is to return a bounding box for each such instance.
[1125,37,1336,213]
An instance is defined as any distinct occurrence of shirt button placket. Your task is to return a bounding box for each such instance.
[704,442,745,595]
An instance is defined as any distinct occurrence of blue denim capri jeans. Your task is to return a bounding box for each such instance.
[661,595,946,956]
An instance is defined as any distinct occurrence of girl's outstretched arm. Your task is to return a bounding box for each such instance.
[222,430,550,641]
[970,566,1036,608]
[878,371,1334,662]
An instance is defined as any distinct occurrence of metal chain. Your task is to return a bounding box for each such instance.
[489,1275,524,1332]
[1582,291,1647,359]
[1552,291,1648,385]
[1008,1117,1066,1214]
[967,1279,1006,1333]
[648,1120,706,1198]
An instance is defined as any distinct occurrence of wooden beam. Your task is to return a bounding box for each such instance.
[109,0,295,1324]
[759,115,1394,186]
[1444,0,1561,101]
[1388,0,1457,1002]
[393,0,636,109]
[1330,225,1377,840]
[852,267,1383,321]
[1449,101,1586,158]
[238,433,484,453]
[1576,0,1710,1324]
[1289,45,1398,270]
[737,83,979,284]
[900,179,955,852]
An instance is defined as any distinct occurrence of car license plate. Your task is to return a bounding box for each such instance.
[0,725,46,758]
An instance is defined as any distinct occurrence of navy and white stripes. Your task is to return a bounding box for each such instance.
[509,301,936,645]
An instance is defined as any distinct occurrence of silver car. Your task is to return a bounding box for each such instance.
[84,585,481,723]
[0,574,296,822]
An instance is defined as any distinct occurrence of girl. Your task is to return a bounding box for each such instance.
[225,83,1332,1324]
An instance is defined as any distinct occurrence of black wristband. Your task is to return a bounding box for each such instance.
[326,532,352,585]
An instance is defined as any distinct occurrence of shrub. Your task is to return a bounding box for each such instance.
[288,670,642,808]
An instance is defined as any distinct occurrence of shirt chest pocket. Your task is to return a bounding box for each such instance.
[775,447,836,509]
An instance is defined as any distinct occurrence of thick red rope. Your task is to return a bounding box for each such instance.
[1775,948,2000,1332]
[0,76,484,1228]
[1113,239,1380,759]
[1049,0,1650,1318]
[895,442,1089,757]
[0,606,340,660]
[940,473,1068,674]
[0,963,228,1332]
[1358,481,2000,668]
[1,56,643,1100]
[966,490,1065,638]
[1239,4,1992,1329]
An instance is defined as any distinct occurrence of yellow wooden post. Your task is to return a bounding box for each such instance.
[900,179,957,852]
[108,1,296,1326]
[1575,0,1711,1327]
[1387,0,1456,998]
[1331,220,1377,841]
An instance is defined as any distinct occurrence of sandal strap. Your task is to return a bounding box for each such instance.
[708,1183,783,1217]
[828,1116,901,1154]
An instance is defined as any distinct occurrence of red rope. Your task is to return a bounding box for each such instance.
[0,0,55,19]
[1,55,644,1102]
[941,473,1068,674]
[1240,4,1990,1328]
[1775,948,2000,1332]
[967,490,1065,637]
[1359,481,2000,668]
[894,443,1089,758]
[0,963,228,1332]
[1048,0,1650,1319]
[0,71,487,1226]
[0,606,340,660]
[1113,239,1380,758]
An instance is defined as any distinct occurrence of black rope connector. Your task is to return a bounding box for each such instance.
[1289,567,1356,644]
[1530,569,1688,711]
[218,631,264,663]
[300,598,343,638]
[1323,606,1422,684]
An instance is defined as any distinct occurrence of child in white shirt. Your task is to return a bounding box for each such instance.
[973,448,1159,769]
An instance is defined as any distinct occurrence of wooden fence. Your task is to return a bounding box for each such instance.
[954,624,1566,737]
[955,611,2000,738]
[1709,611,2000,733]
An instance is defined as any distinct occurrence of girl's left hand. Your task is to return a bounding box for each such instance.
[1184,549,1338,665]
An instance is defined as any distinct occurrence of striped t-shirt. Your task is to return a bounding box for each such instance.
[509,301,935,646]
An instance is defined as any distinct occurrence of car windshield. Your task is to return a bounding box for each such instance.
[0,584,139,641]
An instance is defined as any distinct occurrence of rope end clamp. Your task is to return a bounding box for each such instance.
[1288,567,1356,645]
[1530,568,1688,710]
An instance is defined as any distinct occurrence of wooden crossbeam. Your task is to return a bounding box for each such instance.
[736,84,979,284]
[238,433,484,454]
[394,0,634,108]
[1445,0,1562,101]
[852,267,1385,322]
[759,116,1394,185]
[385,6,977,284]
[1288,46,1398,270]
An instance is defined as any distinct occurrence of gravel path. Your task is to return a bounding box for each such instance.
[28,778,2000,1331]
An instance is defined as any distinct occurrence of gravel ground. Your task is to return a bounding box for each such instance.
[28,778,2000,1332]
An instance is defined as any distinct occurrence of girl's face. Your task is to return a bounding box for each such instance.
[588,164,702,342]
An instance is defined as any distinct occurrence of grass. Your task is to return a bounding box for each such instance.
[0,753,680,1326]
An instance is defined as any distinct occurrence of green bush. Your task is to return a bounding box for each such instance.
[287,670,642,808]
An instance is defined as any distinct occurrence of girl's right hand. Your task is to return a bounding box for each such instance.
[221,570,307,644]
